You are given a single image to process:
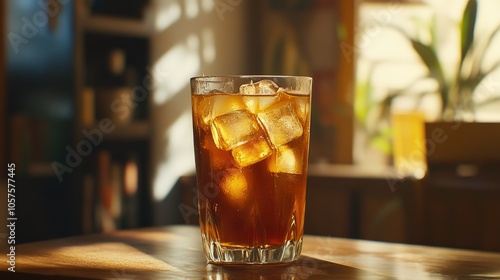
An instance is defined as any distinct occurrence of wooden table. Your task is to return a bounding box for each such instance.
[3,225,500,279]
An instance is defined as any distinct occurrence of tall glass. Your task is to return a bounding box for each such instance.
[392,111,427,179]
[190,75,312,264]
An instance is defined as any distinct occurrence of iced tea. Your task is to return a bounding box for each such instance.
[190,76,311,264]
[392,111,427,179]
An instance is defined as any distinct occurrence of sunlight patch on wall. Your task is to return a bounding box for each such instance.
[153,34,201,105]
[185,0,200,19]
[201,0,215,12]
[202,28,216,63]
[150,0,246,208]
[154,1,182,32]
[153,111,195,201]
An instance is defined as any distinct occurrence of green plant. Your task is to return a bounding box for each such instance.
[393,0,500,121]
[355,62,394,155]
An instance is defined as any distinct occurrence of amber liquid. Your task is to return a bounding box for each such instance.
[392,111,427,179]
[192,92,310,249]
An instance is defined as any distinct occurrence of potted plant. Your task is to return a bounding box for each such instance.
[393,0,500,121]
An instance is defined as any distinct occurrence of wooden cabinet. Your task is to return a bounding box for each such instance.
[421,169,500,252]
[420,122,500,252]
[305,165,415,243]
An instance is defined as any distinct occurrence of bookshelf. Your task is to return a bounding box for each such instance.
[2,0,154,242]
[83,14,153,37]
[73,0,153,234]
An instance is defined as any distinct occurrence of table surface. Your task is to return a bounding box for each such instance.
[3,225,500,279]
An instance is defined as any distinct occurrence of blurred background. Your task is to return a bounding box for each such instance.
[1,0,500,253]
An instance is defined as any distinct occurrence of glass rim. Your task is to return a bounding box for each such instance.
[190,75,312,82]
[190,75,312,96]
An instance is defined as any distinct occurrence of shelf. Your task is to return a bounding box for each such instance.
[85,121,152,141]
[308,163,398,179]
[75,0,153,37]
[27,162,57,177]
[83,15,152,37]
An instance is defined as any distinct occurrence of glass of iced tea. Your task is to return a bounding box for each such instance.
[190,75,312,264]
[392,111,427,179]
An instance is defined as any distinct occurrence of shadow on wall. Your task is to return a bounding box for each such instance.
[148,0,251,225]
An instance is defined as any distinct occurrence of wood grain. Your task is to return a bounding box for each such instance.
[2,225,500,279]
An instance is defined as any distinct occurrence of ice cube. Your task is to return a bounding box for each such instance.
[212,94,247,117]
[258,101,303,147]
[220,168,249,205]
[232,135,272,167]
[200,94,247,125]
[291,95,309,123]
[193,96,211,130]
[268,145,303,174]
[211,110,261,150]
[242,95,278,114]
[201,80,234,94]
[279,90,310,123]
[239,79,279,95]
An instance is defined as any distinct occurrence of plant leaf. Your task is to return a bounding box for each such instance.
[410,40,441,77]
[355,81,370,126]
[392,26,450,114]
[409,40,449,109]
[355,64,376,126]
[471,24,500,77]
[370,130,393,155]
[389,26,447,79]
[390,26,446,82]
[461,0,477,64]
[468,60,500,92]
